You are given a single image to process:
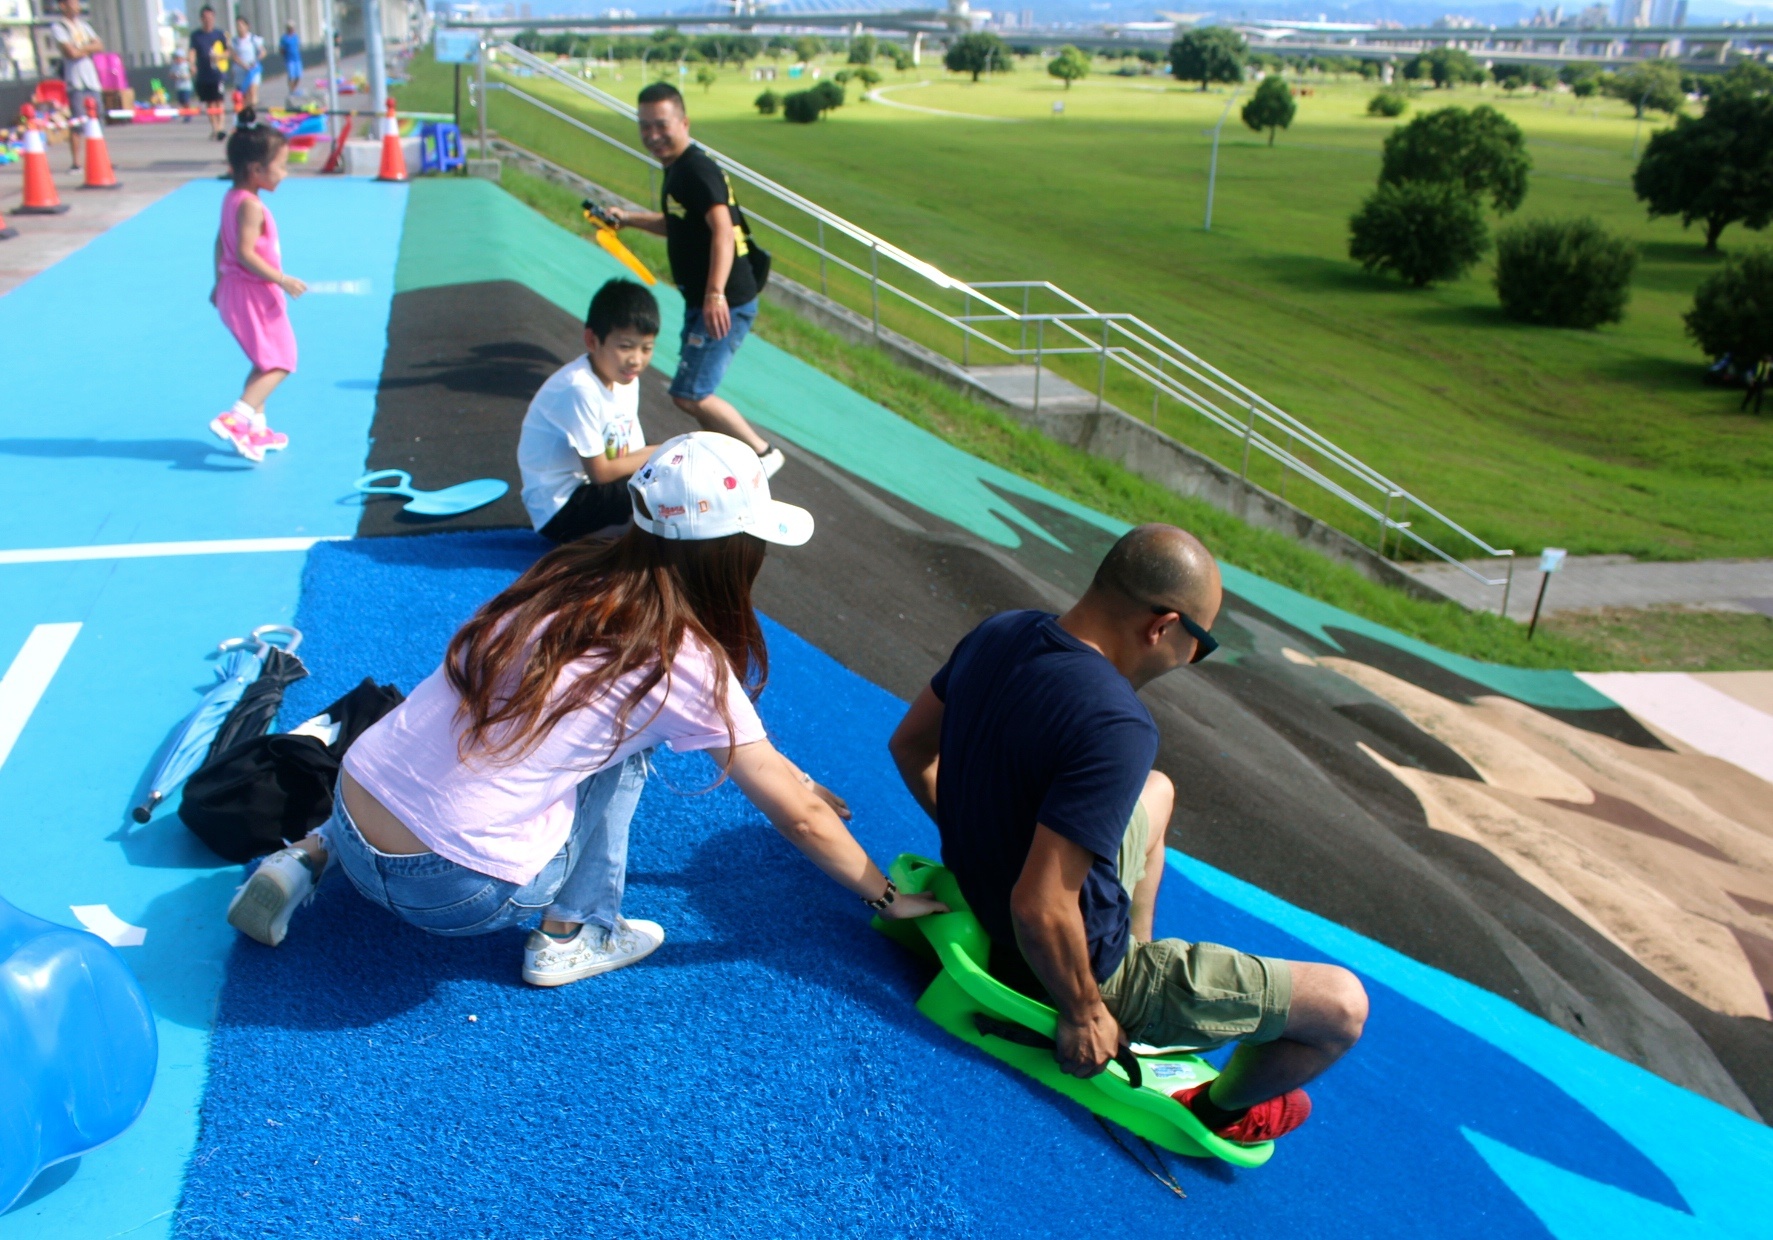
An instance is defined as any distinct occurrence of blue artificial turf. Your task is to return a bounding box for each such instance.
[175,533,1697,1239]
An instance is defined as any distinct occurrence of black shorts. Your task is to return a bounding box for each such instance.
[537,479,631,544]
[196,74,225,104]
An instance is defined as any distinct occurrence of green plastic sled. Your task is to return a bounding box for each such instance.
[873,853,1274,1168]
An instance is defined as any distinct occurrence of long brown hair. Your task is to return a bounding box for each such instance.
[445,525,767,764]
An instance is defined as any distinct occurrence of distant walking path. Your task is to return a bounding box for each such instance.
[867,80,1022,122]
[1403,554,1773,620]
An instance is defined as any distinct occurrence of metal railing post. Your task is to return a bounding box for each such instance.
[961,290,970,367]
[1020,286,1030,352]
[870,241,880,340]
[817,218,827,296]
[1239,401,1256,481]
[1500,553,1516,618]
[476,37,489,156]
[1032,320,1045,413]
[1379,490,1397,557]
[1096,317,1109,413]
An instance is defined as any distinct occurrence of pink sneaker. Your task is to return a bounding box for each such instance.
[249,425,289,453]
[209,409,251,442]
[210,411,264,463]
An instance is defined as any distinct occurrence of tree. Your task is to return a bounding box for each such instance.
[847,34,877,64]
[888,45,915,72]
[1358,58,1383,80]
[1685,248,1773,364]
[853,65,882,94]
[1348,180,1490,287]
[1048,44,1091,90]
[1380,105,1531,213]
[782,89,821,123]
[1633,90,1773,250]
[943,32,1011,82]
[1607,60,1684,117]
[1494,218,1637,328]
[1492,63,1528,91]
[1368,90,1409,118]
[695,64,718,92]
[792,35,825,62]
[766,35,795,59]
[1403,47,1484,89]
[755,88,780,115]
[1167,26,1247,91]
[1241,74,1296,146]
[810,78,845,112]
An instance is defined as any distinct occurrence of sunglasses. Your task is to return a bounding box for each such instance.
[1149,605,1219,663]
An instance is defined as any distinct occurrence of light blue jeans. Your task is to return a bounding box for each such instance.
[319,751,649,937]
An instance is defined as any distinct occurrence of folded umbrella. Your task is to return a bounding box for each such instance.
[131,627,303,823]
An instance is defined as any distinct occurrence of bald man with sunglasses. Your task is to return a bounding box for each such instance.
[889,524,1367,1146]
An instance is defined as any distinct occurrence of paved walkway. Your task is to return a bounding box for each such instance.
[1402,554,1773,620]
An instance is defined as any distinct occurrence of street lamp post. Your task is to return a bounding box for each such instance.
[1203,84,1242,232]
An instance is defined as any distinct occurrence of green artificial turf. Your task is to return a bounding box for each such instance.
[409,49,1773,565]
[474,120,1773,673]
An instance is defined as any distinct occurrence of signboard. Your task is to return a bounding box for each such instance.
[434,29,480,64]
[1539,548,1567,574]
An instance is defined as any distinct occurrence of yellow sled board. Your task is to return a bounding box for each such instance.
[874,854,1274,1168]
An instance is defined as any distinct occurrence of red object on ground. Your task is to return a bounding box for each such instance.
[1172,1083,1313,1144]
[16,106,69,216]
[374,97,407,183]
[79,99,121,190]
[32,79,70,110]
[319,112,353,174]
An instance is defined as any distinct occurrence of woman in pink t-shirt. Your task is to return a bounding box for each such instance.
[227,433,944,985]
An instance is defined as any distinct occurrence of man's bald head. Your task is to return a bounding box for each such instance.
[1090,524,1221,620]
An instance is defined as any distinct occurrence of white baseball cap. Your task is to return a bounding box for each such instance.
[628,432,814,547]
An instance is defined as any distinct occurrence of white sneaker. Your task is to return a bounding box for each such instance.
[521,918,664,987]
[758,446,786,478]
[227,847,318,946]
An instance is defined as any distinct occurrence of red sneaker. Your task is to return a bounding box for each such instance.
[1173,1083,1312,1144]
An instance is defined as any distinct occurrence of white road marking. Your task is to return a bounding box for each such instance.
[70,903,148,947]
[0,622,81,771]
[0,535,348,566]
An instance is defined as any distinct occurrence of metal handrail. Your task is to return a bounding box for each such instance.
[484,42,1518,607]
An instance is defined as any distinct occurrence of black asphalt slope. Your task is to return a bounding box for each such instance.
[367,279,1771,1119]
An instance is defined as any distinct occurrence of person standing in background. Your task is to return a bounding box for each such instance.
[604,83,786,480]
[280,22,304,104]
[189,6,228,141]
[49,0,102,172]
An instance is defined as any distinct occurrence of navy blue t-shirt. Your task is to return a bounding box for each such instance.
[930,610,1160,984]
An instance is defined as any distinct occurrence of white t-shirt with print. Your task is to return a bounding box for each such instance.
[517,354,646,530]
[50,17,102,91]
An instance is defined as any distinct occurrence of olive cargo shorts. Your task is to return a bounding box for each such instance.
[1098,801,1293,1051]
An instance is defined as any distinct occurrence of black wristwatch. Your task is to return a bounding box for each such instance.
[864,877,897,911]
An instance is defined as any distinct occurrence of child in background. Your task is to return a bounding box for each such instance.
[170,54,193,115]
[209,109,304,463]
[518,279,663,543]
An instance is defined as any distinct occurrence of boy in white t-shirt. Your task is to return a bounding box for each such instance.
[519,280,663,544]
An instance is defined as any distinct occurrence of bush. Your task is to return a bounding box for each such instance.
[1368,89,1408,117]
[1380,105,1530,213]
[1685,248,1773,364]
[810,78,845,111]
[782,89,822,123]
[1348,180,1490,287]
[754,88,780,115]
[1494,218,1636,328]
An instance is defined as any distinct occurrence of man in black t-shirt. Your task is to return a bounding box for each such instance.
[188,5,228,141]
[606,83,784,479]
[889,524,1368,1146]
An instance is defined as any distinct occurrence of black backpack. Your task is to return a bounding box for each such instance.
[178,678,403,863]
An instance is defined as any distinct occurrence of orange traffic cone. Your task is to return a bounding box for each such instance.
[16,106,69,215]
[374,96,407,183]
[78,99,121,191]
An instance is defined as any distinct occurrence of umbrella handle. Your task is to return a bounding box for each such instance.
[355,469,415,499]
[131,792,162,825]
[217,625,304,657]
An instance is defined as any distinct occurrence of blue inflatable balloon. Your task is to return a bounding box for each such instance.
[0,896,157,1213]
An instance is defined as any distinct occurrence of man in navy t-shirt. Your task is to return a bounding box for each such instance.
[890,524,1367,1146]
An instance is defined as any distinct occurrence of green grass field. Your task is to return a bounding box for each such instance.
[467,159,1773,672]
[405,49,1773,566]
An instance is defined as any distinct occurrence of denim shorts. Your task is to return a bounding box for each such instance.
[321,752,648,937]
[669,296,758,401]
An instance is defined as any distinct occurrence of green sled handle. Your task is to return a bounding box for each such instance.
[875,853,1275,1169]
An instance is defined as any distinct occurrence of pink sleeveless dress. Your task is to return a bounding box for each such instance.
[216,186,298,373]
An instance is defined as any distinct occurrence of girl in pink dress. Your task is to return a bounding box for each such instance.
[209,109,305,463]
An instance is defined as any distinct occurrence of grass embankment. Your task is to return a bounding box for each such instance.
[407,49,1773,566]
[484,163,1773,672]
